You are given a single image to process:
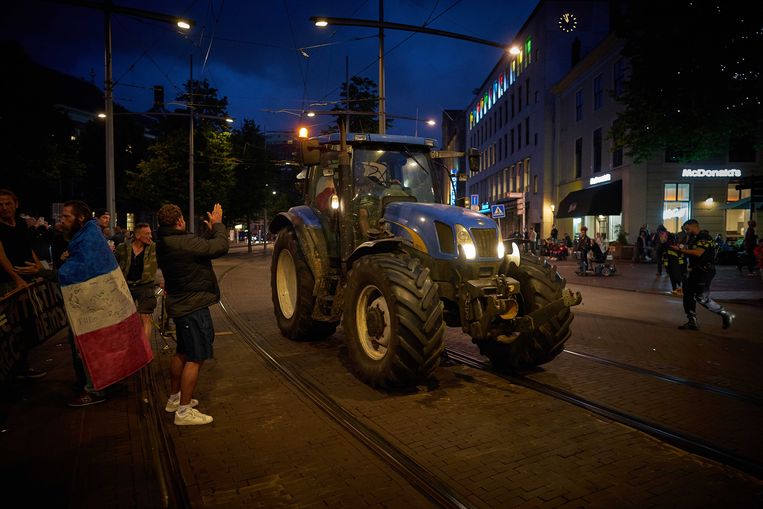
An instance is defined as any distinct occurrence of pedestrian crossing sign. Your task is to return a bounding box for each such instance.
[491,204,505,219]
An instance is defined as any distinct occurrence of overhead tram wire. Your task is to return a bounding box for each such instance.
[314,0,469,107]
[200,0,225,76]
[282,0,309,112]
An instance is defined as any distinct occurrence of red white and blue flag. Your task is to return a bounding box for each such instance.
[58,219,153,390]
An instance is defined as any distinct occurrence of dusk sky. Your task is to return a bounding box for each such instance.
[2,0,538,138]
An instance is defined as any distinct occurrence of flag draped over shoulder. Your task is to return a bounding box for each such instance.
[58,220,153,390]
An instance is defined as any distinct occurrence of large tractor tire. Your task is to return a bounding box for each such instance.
[482,254,574,370]
[271,227,337,340]
[343,253,445,388]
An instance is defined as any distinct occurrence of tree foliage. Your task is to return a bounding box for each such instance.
[332,76,392,133]
[128,79,235,220]
[612,1,762,163]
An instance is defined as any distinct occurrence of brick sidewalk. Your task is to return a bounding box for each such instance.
[551,257,763,302]
[3,251,761,507]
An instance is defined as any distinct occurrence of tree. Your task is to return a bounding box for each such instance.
[227,119,271,221]
[612,2,762,163]
[128,79,235,220]
[332,76,392,133]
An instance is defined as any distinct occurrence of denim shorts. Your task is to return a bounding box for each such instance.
[129,283,157,314]
[174,307,215,362]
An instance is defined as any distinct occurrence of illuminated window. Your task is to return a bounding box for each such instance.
[126,213,135,232]
[533,174,538,194]
[510,60,516,85]
[663,183,691,233]
[726,183,750,202]
[525,38,532,65]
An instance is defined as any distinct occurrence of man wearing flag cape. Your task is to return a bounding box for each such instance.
[58,200,153,406]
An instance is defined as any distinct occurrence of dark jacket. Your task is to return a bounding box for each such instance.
[156,223,229,318]
[115,238,157,286]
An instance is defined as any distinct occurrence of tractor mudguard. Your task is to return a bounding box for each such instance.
[269,207,331,297]
[346,238,403,269]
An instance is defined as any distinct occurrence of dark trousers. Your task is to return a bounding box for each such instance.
[68,328,87,390]
[666,259,685,291]
[682,269,723,318]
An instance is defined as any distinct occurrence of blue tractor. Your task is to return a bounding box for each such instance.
[269,130,581,387]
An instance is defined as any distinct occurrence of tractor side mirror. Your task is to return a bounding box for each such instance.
[300,139,321,166]
[467,148,480,173]
[294,169,307,195]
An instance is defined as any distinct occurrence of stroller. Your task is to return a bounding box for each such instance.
[576,241,617,277]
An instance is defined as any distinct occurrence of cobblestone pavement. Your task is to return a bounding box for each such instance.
[3,249,762,508]
[215,252,763,508]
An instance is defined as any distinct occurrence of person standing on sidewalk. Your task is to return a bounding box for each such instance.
[156,203,229,426]
[115,223,158,344]
[0,189,47,380]
[577,226,593,273]
[743,220,758,276]
[659,229,685,296]
[673,219,734,330]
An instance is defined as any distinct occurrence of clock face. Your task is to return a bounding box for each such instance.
[558,12,578,32]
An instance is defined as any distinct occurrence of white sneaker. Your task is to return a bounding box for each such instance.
[174,408,213,426]
[165,398,198,413]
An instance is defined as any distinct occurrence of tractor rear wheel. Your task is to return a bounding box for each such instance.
[271,227,337,340]
[483,254,574,369]
[343,253,445,387]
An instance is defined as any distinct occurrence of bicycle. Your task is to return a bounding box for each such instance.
[150,286,175,353]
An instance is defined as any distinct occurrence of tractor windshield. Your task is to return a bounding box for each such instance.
[351,145,436,241]
[352,145,436,204]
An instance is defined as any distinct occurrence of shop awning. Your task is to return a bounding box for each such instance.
[719,197,763,210]
[555,180,622,218]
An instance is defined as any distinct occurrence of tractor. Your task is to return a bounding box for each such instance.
[269,127,581,387]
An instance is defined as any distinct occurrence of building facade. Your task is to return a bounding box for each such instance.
[465,1,760,245]
[465,0,612,239]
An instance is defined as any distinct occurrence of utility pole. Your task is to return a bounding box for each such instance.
[104,8,115,229]
[55,1,193,232]
[378,0,386,134]
[188,54,195,233]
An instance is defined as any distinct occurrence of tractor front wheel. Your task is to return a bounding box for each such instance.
[343,253,445,387]
[271,227,337,340]
[483,254,574,369]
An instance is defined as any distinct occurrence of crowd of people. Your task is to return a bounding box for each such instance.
[0,188,229,426]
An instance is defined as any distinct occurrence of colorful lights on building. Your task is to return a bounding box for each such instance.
[469,37,533,130]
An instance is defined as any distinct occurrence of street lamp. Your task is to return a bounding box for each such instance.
[77,1,194,231]
[312,5,508,136]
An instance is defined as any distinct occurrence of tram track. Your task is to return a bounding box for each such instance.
[443,348,763,480]
[562,348,763,407]
[217,263,475,509]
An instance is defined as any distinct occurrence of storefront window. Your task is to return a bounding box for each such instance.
[725,209,748,236]
[662,183,691,233]
[727,184,751,201]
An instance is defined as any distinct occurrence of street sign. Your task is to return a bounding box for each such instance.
[470,194,479,206]
[491,204,505,219]
[507,192,523,198]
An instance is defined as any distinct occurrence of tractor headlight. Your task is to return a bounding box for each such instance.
[507,241,521,267]
[497,230,505,258]
[455,224,476,260]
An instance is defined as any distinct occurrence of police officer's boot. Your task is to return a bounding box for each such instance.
[720,310,734,330]
[678,313,699,330]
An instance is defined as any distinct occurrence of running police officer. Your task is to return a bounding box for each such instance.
[672,219,734,330]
